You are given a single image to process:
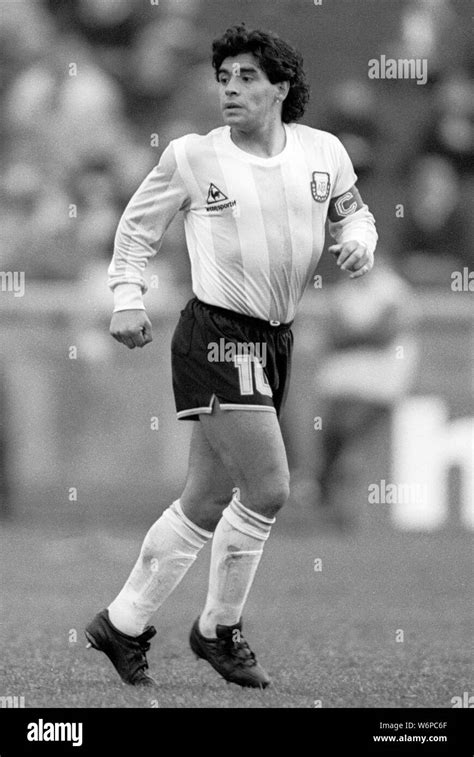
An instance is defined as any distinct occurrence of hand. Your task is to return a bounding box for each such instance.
[329,241,374,279]
[109,309,153,349]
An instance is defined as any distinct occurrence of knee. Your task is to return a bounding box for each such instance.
[180,490,232,532]
[245,473,290,518]
[185,491,231,511]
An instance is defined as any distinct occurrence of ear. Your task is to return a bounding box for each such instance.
[276,80,290,101]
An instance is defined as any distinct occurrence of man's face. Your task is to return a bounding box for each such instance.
[217,52,282,130]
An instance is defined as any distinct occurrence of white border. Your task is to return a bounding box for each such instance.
[219,404,276,413]
[177,394,276,419]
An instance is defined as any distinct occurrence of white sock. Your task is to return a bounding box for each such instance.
[199,496,275,638]
[108,500,212,636]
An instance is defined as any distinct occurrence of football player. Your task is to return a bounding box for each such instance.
[85,24,377,689]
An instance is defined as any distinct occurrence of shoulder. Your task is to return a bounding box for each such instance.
[169,127,226,156]
[290,122,342,149]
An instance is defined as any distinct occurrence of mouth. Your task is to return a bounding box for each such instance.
[223,103,242,111]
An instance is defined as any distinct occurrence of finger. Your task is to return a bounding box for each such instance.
[142,324,153,346]
[348,255,371,271]
[340,249,367,271]
[350,264,371,279]
[133,330,146,348]
[335,243,360,267]
[121,336,136,349]
[328,244,342,257]
[111,330,133,348]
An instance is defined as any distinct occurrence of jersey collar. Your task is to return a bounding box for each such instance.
[223,123,293,165]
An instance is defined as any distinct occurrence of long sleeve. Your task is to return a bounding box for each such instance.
[328,204,378,255]
[327,136,378,255]
[108,142,190,311]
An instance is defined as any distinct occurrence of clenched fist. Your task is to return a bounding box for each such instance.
[109,309,153,349]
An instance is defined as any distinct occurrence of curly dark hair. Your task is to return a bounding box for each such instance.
[212,24,310,123]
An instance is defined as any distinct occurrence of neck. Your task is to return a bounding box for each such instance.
[230,119,287,158]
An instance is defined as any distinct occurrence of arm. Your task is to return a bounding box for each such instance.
[325,136,377,279]
[328,184,378,279]
[108,142,189,348]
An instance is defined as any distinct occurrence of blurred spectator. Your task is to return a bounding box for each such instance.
[421,71,474,176]
[70,156,122,262]
[386,0,467,86]
[44,0,140,45]
[313,257,418,527]
[323,79,380,184]
[397,154,472,285]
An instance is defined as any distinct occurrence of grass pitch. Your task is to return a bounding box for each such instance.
[1,518,471,708]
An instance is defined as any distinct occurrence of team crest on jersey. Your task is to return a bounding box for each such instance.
[310,171,331,202]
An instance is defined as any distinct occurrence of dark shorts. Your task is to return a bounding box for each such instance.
[171,298,294,421]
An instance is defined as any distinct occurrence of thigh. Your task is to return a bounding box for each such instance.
[180,422,235,530]
[199,399,290,515]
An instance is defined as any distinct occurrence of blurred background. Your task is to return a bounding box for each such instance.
[0,0,472,532]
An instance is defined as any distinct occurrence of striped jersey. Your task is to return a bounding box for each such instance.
[109,122,377,322]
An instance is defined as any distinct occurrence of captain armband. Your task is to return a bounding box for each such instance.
[328,185,364,222]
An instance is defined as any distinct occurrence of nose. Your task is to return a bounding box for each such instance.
[225,77,240,96]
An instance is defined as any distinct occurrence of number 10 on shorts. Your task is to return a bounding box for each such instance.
[233,354,272,397]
